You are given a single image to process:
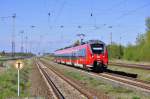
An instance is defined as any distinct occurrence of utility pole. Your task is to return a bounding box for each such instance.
[60,25,64,41]
[119,35,122,59]
[0,14,16,56]
[39,35,43,55]
[120,35,122,45]
[25,35,28,53]
[29,41,33,53]
[20,30,24,53]
[108,26,113,45]
[110,32,112,45]
[29,25,36,53]
[12,14,16,57]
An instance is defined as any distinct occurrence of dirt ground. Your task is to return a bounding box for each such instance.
[29,62,54,99]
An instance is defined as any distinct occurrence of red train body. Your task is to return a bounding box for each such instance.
[54,40,108,72]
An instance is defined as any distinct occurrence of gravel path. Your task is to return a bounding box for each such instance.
[30,61,55,99]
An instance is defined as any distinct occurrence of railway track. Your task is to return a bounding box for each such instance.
[35,59,94,99]
[95,72,150,95]
[41,59,150,96]
[98,73,150,94]
[36,61,64,99]
[109,62,150,70]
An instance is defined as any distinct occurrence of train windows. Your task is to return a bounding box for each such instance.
[78,48,86,57]
[56,48,86,59]
[83,48,86,56]
[91,44,104,54]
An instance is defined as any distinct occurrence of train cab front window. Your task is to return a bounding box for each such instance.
[91,44,104,54]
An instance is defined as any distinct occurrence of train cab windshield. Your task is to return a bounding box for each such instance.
[90,44,104,54]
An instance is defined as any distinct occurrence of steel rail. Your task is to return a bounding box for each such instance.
[109,62,150,70]
[40,59,96,99]
[36,61,65,99]
[99,73,150,91]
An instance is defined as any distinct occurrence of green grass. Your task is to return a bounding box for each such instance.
[63,71,149,99]
[108,65,150,83]
[110,59,150,65]
[132,96,141,99]
[0,59,32,99]
[0,61,3,65]
[64,71,133,93]
[43,56,54,61]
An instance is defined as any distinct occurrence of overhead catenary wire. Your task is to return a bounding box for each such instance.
[0,14,16,55]
[89,0,97,29]
[107,2,150,45]
[109,2,149,29]
[45,0,128,31]
[88,0,127,30]
[117,2,150,20]
[104,0,127,12]
[53,0,66,25]
[45,0,68,50]
[102,2,150,29]
[45,0,58,29]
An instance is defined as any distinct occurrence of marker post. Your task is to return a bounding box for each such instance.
[18,68,20,96]
[15,60,23,97]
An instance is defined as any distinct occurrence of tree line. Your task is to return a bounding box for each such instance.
[107,17,150,62]
[0,51,35,57]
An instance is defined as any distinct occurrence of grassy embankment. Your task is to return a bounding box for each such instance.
[42,55,54,61]
[107,65,150,83]
[0,59,32,99]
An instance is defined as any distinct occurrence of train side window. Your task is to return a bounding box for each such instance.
[81,48,86,57]
[84,48,86,56]
[78,48,86,57]
[81,49,84,57]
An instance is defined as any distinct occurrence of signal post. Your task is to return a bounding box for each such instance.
[15,60,24,97]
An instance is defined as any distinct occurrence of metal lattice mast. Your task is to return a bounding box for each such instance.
[25,35,28,53]
[12,14,16,57]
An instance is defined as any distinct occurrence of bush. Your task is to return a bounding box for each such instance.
[123,30,150,62]
[107,43,124,59]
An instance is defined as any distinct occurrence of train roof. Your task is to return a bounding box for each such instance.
[55,40,105,51]
[84,40,105,44]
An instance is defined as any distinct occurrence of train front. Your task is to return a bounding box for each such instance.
[89,40,108,72]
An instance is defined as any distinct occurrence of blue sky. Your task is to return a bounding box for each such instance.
[0,0,150,53]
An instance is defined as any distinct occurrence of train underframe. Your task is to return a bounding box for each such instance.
[91,61,107,72]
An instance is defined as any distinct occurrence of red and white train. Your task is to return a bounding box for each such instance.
[54,40,108,72]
